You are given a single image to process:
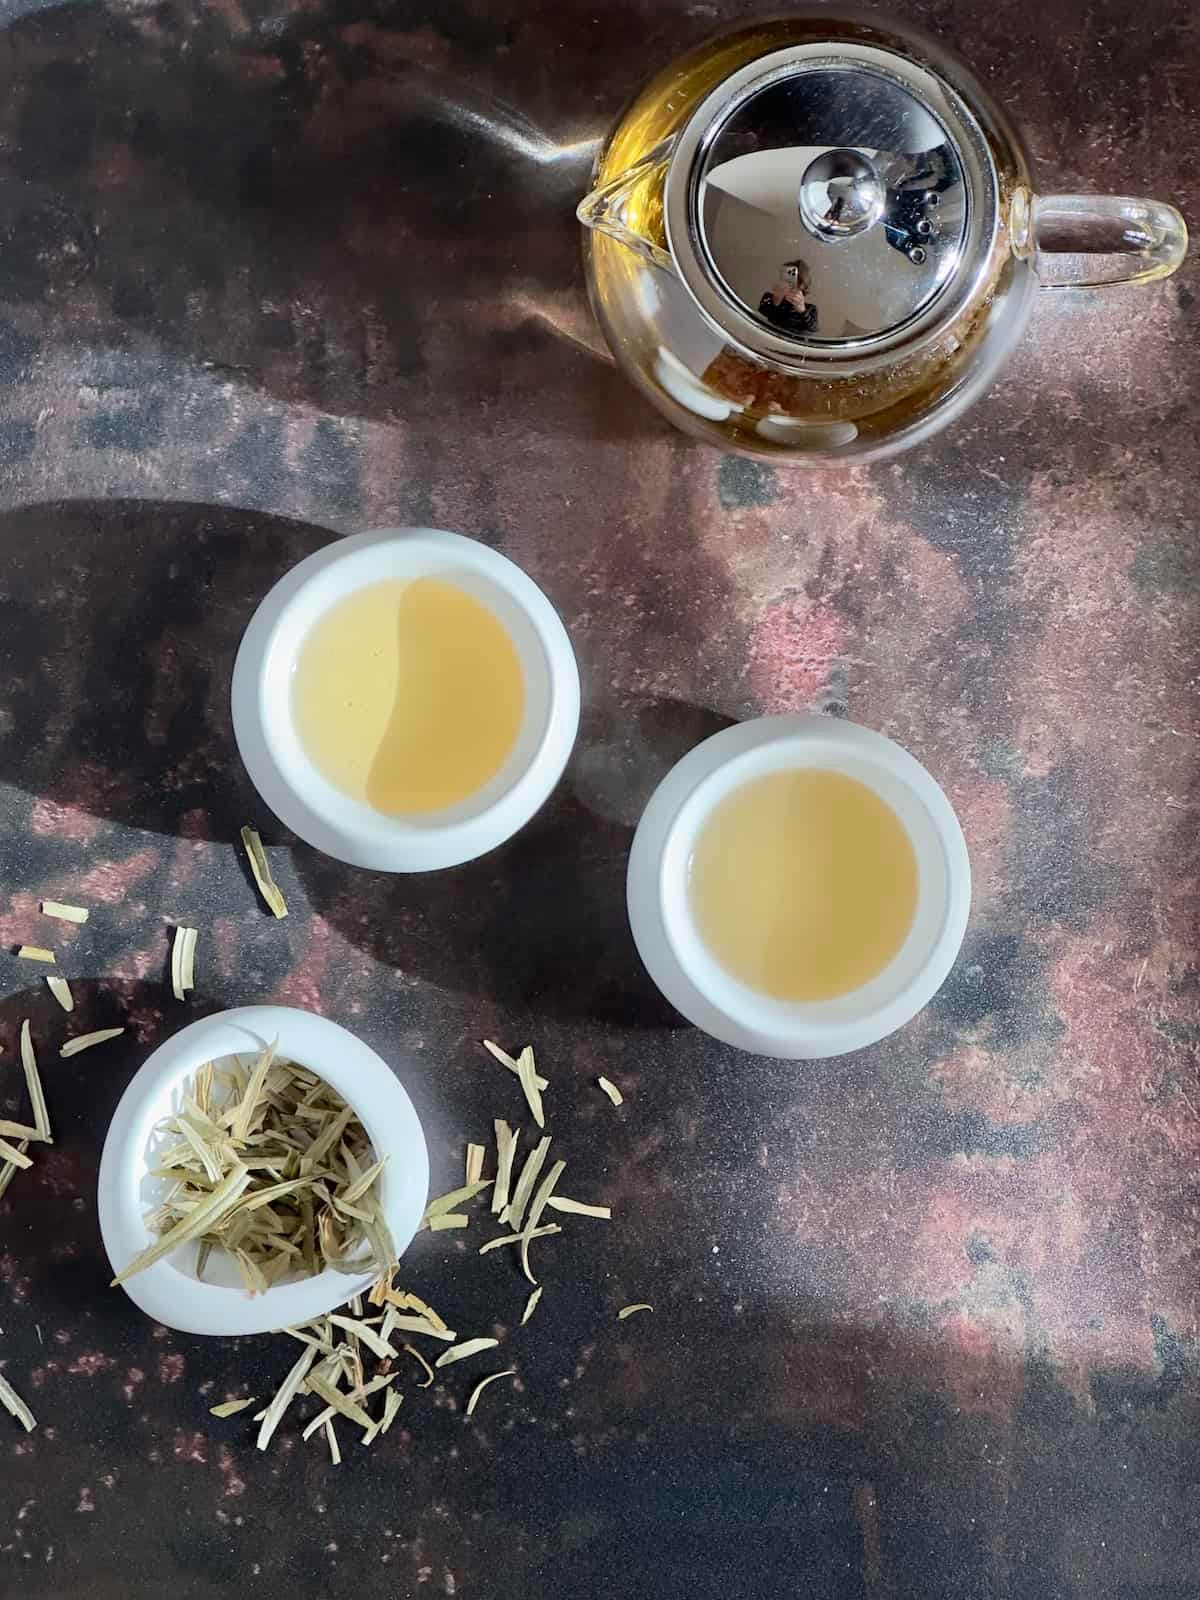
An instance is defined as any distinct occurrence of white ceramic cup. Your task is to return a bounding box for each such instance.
[97,1006,429,1336]
[626,715,970,1058]
[231,528,581,871]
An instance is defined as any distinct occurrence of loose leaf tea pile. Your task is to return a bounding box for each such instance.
[113,1043,394,1294]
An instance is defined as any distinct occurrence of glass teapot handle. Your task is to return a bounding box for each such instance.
[1012,189,1188,288]
[576,135,677,272]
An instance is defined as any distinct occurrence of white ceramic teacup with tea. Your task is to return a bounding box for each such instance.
[626,715,970,1058]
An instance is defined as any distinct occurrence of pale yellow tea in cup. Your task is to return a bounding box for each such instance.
[688,769,918,1001]
[291,577,525,815]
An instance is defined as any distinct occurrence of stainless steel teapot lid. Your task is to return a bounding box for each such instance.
[664,41,999,364]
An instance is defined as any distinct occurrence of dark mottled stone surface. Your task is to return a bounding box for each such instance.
[0,1,1197,1596]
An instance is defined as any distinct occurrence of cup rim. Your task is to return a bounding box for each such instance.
[97,1005,430,1336]
[231,528,581,871]
[626,715,971,1057]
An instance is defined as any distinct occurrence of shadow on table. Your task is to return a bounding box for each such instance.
[0,498,333,843]
[0,0,660,443]
[295,694,735,1029]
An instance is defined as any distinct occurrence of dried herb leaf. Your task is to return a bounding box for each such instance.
[547,1197,611,1219]
[427,1213,469,1231]
[617,1304,653,1320]
[307,1374,375,1431]
[520,1158,566,1284]
[478,1224,560,1255]
[423,1179,490,1223]
[465,1143,485,1185]
[520,1285,542,1326]
[171,925,197,1001]
[40,901,88,924]
[378,1387,404,1434]
[45,976,73,1013]
[515,1046,545,1130]
[465,1369,516,1418]
[402,1343,436,1387]
[16,946,55,964]
[598,1077,623,1106]
[0,1370,36,1432]
[325,1418,341,1464]
[492,1120,517,1216]
[328,1314,396,1360]
[240,827,289,919]
[435,1337,500,1369]
[20,1022,51,1142]
[482,1038,548,1092]
[381,1315,456,1342]
[210,1397,257,1417]
[60,1028,125,1058]
[257,1343,316,1451]
[0,1143,29,1201]
[0,1138,32,1170]
[502,1137,550,1232]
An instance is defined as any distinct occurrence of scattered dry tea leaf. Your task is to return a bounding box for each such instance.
[328,1315,395,1361]
[171,925,197,1001]
[60,1028,125,1058]
[402,1343,435,1388]
[380,1315,456,1342]
[210,1397,257,1417]
[240,827,289,919]
[465,1143,485,1185]
[0,1138,32,1170]
[423,1179,490,1223]
[478,1224,560,1256]
[45,976,73,1013]
[0,1370,36,1432]
[0,1120,40,1141]
[502,1136,550,1232]
[0,1143,29,1201]
[492,1120,518,1216]
[427,1213,469,1231]
[515,1046,545,1130]
[325,1418,341,1464]
[520,1158,566,1284]
[465,1369,516,1417]
[598,1077,623,1106]
[16,946,54,964]
[547,1197,611,1220]
[40,900,88,924]
[482,1038,548,1092]
[111,1166,253,1286]
[307,1374,375,1432]
[20,1022,50,1142]
[617,1304,653,1320]
[520,1285,542,1326]
[378,1387,404,1434]
[257,1343,316,1451]
[435,1337,499,1369]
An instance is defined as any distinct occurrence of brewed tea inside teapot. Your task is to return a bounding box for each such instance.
[578,10,1187,463]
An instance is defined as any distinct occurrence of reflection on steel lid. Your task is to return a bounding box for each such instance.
[664,43,998,362]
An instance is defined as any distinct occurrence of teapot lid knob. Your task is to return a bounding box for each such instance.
[665,41,998,361]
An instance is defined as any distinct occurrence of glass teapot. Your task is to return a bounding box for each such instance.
[578,10,1187,463]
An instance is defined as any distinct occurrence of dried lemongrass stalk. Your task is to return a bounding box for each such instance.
[0,1119,40,1141]
[378,1387,404,1435]
[465,1369,516,1417]
[465,1143,485,1185]
[171,925,197,1001]
[478,1224,560,1256]
[60,1028,125,1058]
[0,1370,36,1432]
[41,900,88,924]
[520,1159,566,1284]
[257,1343,315,1451]
[435,1337,499,1369]
[20,1022,50,1142]
[598,1077,623,1106]
[120,1045,393,1293]
[0,1139,32,1170]
[0,1143,29,1201]
[520,1286,542,1326]
[240,827,289,919]
[428,1214,469,1231]
[402,1343,436,1387]
[379,1314,456,1342]
[547,1197,611,1220]
[492,1120,517,1216]
[617,1304,653,1320]
[502,1137,550,1232]
[483,1038,548,1092]
[16,946,54,964]
[325,1419,341,1464]
[210,1397,257,1417]
[424,1180,490,1225]
[46,976,73,1013]
[111,1166,253,1286]
[516,1046,545,1130]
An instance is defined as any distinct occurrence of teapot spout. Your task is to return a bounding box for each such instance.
[577,135,677,272]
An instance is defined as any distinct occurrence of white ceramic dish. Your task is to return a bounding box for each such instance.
[231,527,581,871]
[97,1005,429,1336]
[626,715,971,1058]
